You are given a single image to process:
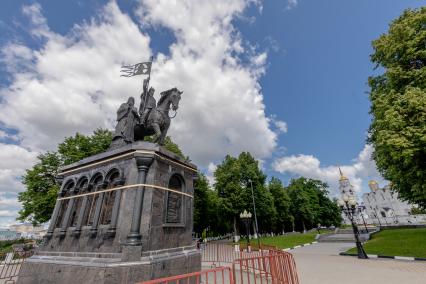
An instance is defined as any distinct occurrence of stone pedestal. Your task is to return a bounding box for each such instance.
[18,142,201,284]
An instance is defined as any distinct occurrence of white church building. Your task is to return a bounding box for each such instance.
[362,181,426,226]
[337,169,426,226]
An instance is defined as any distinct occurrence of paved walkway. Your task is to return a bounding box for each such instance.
[292,242,426,284]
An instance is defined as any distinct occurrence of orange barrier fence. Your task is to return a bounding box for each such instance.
[233,250,299,284]
[201,243,266,265]
[140,266,233,284]
[142,247,299,284]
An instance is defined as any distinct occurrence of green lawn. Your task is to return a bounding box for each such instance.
[346,228,426,258]
[240,231,321,249]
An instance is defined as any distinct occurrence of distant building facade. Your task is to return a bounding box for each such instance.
[362,181,426,226]
[338,168,361,225]
[9,223,47,239]
[0,230,21,240]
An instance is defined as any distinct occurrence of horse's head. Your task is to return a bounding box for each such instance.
[170,88,183,111]
[158,88,183,113]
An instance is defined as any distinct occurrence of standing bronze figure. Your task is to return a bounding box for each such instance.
[111,97,140,148]
[139,78,156,125]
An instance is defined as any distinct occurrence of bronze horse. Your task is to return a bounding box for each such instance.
[134,88,182,145]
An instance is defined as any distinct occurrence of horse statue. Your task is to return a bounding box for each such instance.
[134,87,182,145]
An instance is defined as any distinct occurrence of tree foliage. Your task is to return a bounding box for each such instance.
[214,152,276,234]
[18,129,185,225]
[368,7,426,207]
[286,177,341,231]
[268,177,291,233]
[18,152,61,225]
[193,153,341,237]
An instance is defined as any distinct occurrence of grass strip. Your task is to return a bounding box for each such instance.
[346,228,426,258]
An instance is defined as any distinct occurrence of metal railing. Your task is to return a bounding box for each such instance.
[143,245,299,284]
[233,250,299,284]
[201,243,267,265]
[139,266,233,284]
[0,251,34,284]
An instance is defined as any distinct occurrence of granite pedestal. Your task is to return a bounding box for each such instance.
[18,142,201,284]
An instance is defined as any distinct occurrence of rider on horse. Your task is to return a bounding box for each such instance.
[139,78,156,125]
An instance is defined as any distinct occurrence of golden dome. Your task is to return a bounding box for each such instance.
[368,180,379,191]
[338,167,348,180]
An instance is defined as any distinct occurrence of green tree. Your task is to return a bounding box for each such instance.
[286,177,340,231]
[268,177,292,233]
[18,129,185,225]
[193,173,210,234]
[214,152,276,236]
[58,129,113,165]
[368,7,426,207]
[17,152,61,225]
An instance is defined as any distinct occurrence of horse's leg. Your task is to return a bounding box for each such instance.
[151,123,162,144]
[158,123,169,145]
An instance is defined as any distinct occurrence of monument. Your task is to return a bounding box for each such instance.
[17,59,200,283]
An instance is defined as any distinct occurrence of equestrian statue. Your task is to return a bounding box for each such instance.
[110,58,182,148]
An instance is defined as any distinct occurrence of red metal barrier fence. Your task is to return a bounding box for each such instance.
[233,250,299,284]
[141,266,233,284]
[201,243,277,265]
[140,246,299,284]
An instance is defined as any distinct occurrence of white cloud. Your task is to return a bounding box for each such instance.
[205,162,217,185]
[0,144,36,227]
[264,36,280,53]
[1,1,277,165]
[136,0,277,165]
[270,115,288,133]
[0,210,18,218]
[0,130,20,142]
[0,144,37,194]
[272,144,385,196]
[286,0,298,10]
[0,2,152,152]
[0,1,279,224]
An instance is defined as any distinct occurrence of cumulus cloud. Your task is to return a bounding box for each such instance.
[272,144,385,196]
[0,144,37,194]
[1,1,278,165]
[286,0,298,10]
[0,2,151,152]
[264,36,281,53]
[136,0,277,165]
[0,1,281,225]
[270,115,288,133]
[0,144,37,227]
[0,194,22,224]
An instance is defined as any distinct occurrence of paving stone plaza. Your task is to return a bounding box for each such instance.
[292,242,426,284]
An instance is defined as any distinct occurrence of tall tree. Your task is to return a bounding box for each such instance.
[214,152,275,235]
[368,7,426,207]
[18,129,185,225]
[193,173,210,234]
[286,177,340,231]
[18,152,61,225]
[58,129,113,165]
[268,177,291,233]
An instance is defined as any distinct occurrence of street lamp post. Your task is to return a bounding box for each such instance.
[358,206,369,233]
[248,179,261,249]
[338,195,368,259]
[240,210,252,252]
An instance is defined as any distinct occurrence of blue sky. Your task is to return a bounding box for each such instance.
[0,0,423,226]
